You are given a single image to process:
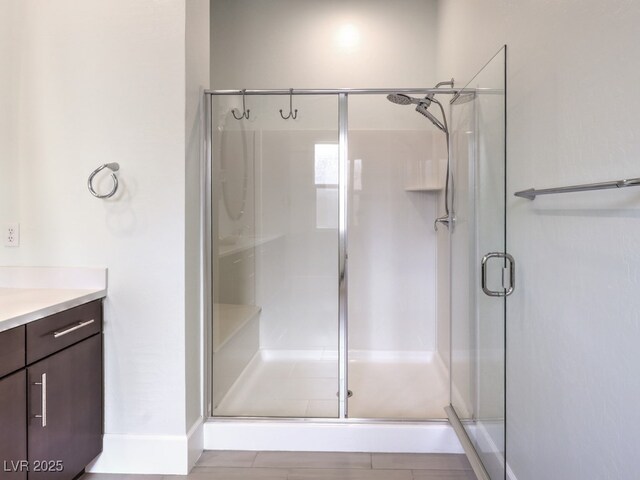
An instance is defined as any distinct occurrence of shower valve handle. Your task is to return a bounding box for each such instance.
[434,215,451,231]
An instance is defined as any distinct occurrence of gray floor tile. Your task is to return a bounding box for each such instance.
[253,451,371,469]
[164,468,288,480]
[196,450,258,467]
[287,468,412,479]
[371,453,472,470]
[83,475,163,480]
[83,451,475,480]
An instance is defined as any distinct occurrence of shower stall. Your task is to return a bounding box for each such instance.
[203,46,508,479]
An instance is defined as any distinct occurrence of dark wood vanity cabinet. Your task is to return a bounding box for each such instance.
[28,334,102,480]
[0,371,27,480]
[0,300,103,480]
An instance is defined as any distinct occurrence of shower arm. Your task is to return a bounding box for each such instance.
[434,79,455,89]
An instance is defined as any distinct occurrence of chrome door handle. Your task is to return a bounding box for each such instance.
[33,373,47,427]
[481,252,515,297]
[53,319,95,338]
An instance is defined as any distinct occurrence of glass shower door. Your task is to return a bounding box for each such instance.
[449,46,508,479]
[209,93,341,418]
[346,94,449,420]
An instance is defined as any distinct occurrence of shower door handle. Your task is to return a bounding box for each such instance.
[481,252,515,297]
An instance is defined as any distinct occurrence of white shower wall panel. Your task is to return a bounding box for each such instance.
[251,128,442,353]
[348,130,440,352]
[256,130,339,351]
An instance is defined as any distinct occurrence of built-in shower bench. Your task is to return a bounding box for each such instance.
[212,303,261,409]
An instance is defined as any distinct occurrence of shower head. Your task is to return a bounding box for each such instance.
[386,93,420,106]
[387,91,447,133]
[451,91,476,105]
[387,92,434,112]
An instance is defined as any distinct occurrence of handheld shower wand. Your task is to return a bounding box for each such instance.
[385,93,446,132]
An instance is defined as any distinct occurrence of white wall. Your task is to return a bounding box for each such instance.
[438,1,640,479]
[185,0,210,439]
[0,0,208,473]
[0,1,19,229]
[211,0,439,90]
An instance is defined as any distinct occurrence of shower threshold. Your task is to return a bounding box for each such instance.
[203,417,462,454]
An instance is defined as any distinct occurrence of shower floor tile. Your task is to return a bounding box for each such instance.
[213,350,448,419]
[348,355,449,419]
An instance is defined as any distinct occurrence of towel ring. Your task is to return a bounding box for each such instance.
[88,163,120,198]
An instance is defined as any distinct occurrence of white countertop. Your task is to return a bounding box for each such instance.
[0,266,108,333]
[0,287,107,333]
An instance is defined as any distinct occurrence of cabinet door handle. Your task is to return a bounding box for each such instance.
[53,319,95,338]
[33,373,47,427]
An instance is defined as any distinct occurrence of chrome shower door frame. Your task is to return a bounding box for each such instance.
[338,93,349,418]
[202,87,459,421]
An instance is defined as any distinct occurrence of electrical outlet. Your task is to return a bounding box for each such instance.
[5,223,19,247]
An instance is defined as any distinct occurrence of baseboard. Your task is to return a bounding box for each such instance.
[187,417,205,470]
[87,417,204,475]
[203,420,464,454]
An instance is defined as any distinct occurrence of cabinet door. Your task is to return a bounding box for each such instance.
[0,371,27,480]
[0,327,25,378]
[28,335,102,480]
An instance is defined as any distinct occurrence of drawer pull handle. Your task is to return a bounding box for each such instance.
[53,319,95,338]
[34,373,47,427]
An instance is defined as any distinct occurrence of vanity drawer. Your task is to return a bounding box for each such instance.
[26,300,102,364]
[0,326,25,378]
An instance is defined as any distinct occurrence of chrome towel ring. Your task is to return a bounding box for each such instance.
[88,163,120,198]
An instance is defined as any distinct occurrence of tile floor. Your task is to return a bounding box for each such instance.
[213,350,449,419]
[82,451,475,480]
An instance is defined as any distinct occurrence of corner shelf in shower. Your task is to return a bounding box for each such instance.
[404,158,446,192]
